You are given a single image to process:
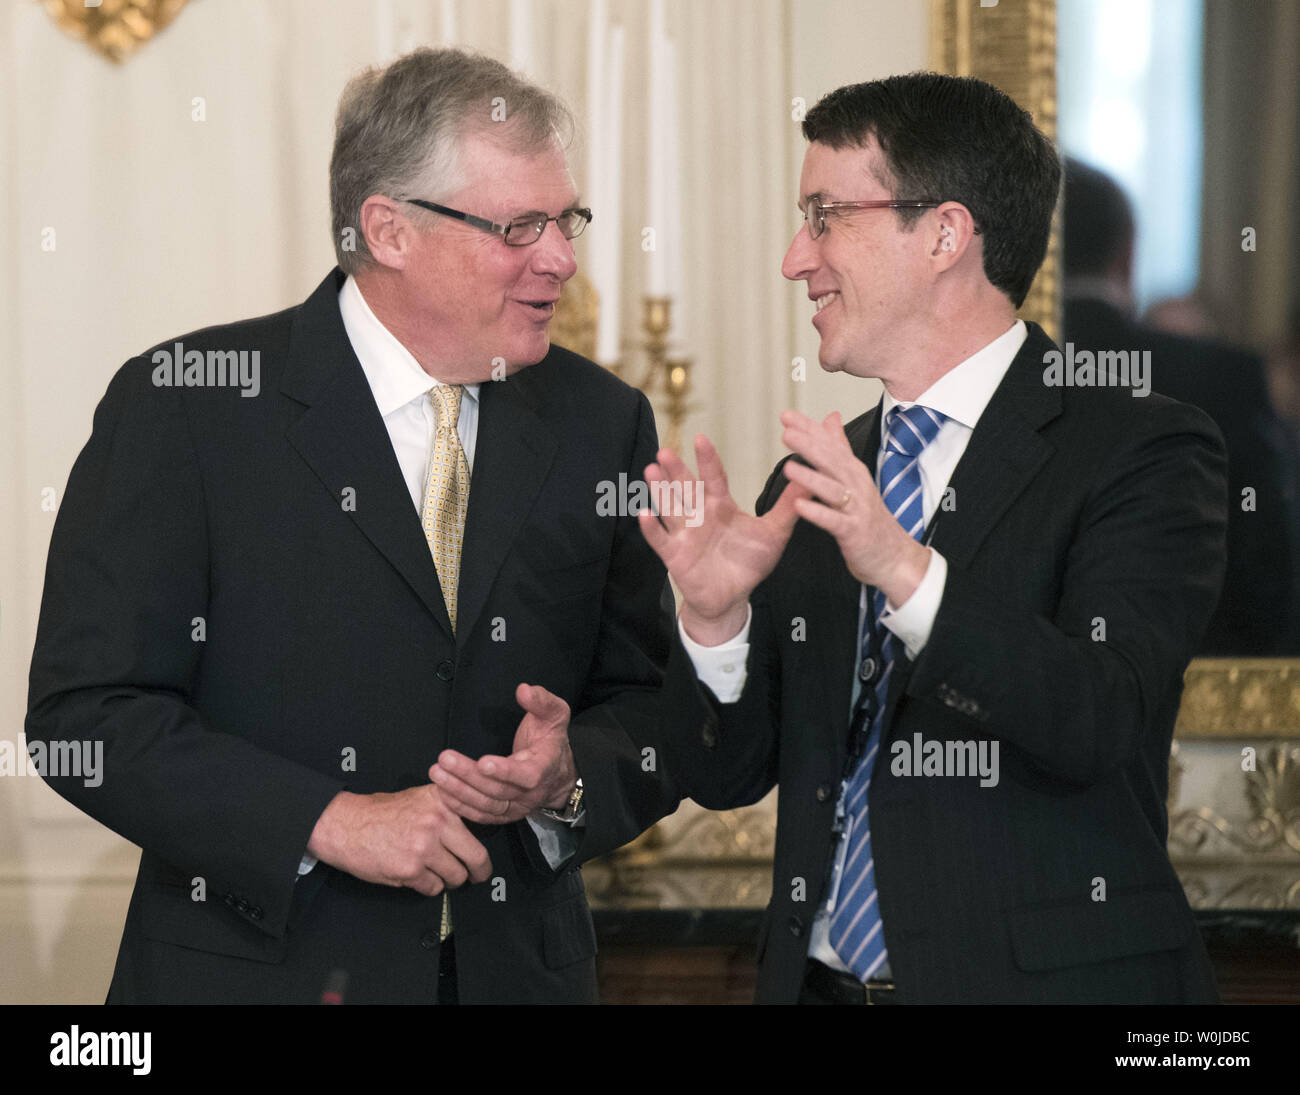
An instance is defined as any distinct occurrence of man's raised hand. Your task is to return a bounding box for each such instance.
[638,435,808,645]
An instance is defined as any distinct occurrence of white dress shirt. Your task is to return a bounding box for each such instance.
[297,276,575,878]
[682,319,1027,972]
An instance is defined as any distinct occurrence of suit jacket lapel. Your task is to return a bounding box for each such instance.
[282,270,454,636]
[928,324,1062,570]
[814,404,883,754]
[281,271,567,646]
[455,370,558,647]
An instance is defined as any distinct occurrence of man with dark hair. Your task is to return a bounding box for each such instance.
[26,47,678,1004]
[644,74,1226,1004]
[1062,157,1296,655]
[1061,158,1137,290]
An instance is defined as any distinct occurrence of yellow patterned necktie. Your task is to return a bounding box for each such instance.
[421,383,469,941]
[421,384,470,632]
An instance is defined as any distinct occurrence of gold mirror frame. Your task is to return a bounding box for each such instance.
[930,0,1059,341]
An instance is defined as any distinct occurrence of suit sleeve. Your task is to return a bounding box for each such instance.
[562,390,684,864]
[653,461,792,811]
[906,399,1229,785]
[25,359,344,940]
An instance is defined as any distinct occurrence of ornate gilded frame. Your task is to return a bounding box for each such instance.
[930,0,1059,340]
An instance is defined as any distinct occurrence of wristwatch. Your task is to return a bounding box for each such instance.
[540,779,584,824]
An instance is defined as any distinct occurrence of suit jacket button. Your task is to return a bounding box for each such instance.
[237,899,250,914]
[787,915,804,938]
[249,906,264,921]
[816,783,833,803]
[701,715,718,749]
[436,660,455,682]
[419,932,438,950]
[223,893,236,908]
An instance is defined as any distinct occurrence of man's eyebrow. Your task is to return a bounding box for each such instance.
[504,198,584,220]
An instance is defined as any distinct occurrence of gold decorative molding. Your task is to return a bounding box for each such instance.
[584,861,773,910]
[612,803,776,867]
[41,0,191,65]
[929,0,1060,341]
[1177,870,1300,911]
[1170,741,1300,858]
[593,659,1300,911]
[1175,658,1300,739]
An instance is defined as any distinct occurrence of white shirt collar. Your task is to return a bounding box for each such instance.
[337,274,480,417]
[881,319,1027,431]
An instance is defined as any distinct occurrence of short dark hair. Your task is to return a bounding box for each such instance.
[1062,158,1135,278]
[802,72,1061,308]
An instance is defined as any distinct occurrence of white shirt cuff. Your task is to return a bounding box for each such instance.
[298,853,317,878]
[527,811,582,869]
[880,548,947,661]
[678,604,751,703]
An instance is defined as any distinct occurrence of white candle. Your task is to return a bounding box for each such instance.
[598,25,626,364]
[664,38,684,325]
[586,0,609,361]
[645,0,669,296]
[509,0,533,76]
[376,0,394,61]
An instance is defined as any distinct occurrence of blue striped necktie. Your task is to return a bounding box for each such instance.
[828,403,946,982]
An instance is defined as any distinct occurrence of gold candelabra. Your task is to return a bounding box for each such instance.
[551,277,694,451]
[615,296,693,453]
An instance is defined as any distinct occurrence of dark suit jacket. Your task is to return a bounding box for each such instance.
[26,268,679,1004]
[660,323,1227,1004]
[1065,296,1296,655]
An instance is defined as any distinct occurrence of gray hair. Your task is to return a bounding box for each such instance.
[329,47,575,274]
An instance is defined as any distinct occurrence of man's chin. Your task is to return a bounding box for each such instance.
[817,341,880,380]
[817,344,846,374]
[459,337,549,382]
[511,333,551,371]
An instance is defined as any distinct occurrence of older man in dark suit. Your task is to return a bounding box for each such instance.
[643,74,1226,1004]
[26,48,677,1004]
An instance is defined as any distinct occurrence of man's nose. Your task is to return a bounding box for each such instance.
[531,221,578,281]
[781,222,816,282]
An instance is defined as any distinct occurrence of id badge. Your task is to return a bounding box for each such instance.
[823,810,854,915]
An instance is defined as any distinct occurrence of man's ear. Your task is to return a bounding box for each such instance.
[358,195,417,270]
[930,202,978,268]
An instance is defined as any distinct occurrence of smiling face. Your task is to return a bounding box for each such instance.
[389,130,580,381]
[782,138,935,386]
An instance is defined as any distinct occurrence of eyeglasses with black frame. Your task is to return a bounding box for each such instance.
[404,199,592,246]
[802,198,942,240]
